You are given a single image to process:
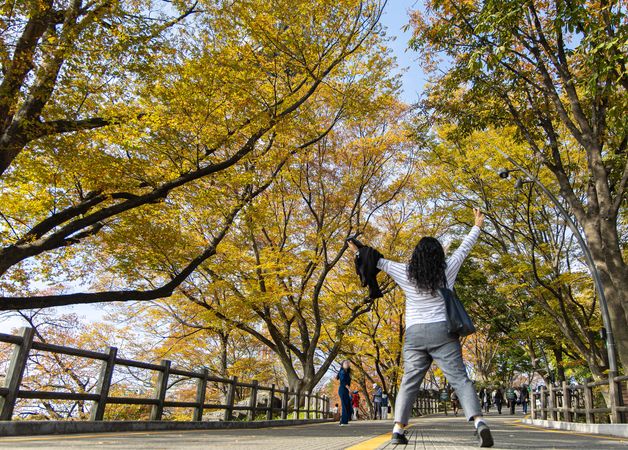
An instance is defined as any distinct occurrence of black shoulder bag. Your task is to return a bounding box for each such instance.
[438,288,476,337]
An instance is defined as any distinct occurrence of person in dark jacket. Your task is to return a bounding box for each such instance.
[520,386,529,414]
[350,237,384,299]
[381,393,389,419]
[493,388,504,414]
[373,383,383,419]
[481,388,491,413]
[451,390,460,416]
[337,360,353,425]
[506,387,518,415]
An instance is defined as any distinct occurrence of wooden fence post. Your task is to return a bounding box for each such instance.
[294,392,300,419]
[150,360,171,421]
[549,384,557,421]
[561,381,572,422]
[266,384,275,420]
[315,395,320,419]
[281,387,289,419]
[583,379,594,424]
[530,391,537,419]
[305,391,310,419]
[0,327,34,421]
[325,395,330,418]
[608,371,621,424]
[540,386,548,420]
[90,346,117,421]
[247,380,258,421]
[224,376,238,421]
[193,368,208,421]
[320,395,324,419]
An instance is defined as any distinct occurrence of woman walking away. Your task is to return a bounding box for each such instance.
[337,360,352,426]
[348,208,493,447]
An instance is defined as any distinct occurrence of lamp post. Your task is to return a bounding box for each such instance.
[494,147,618,376]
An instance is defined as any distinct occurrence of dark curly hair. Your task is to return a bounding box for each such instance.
[407,236,447,293]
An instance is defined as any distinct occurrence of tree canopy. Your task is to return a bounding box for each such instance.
[1,0,625,416]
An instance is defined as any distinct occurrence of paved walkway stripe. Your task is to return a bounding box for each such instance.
[345,421,427,450]
[343,431,391,450]
[510,419,628,442]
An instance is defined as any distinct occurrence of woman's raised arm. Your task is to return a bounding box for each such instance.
[445,208,484,286]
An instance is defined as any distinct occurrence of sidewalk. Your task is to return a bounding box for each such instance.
[0,414,625,449]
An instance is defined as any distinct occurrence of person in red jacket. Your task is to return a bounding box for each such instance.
[351,390,360,420]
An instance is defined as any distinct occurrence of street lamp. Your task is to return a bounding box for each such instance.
[494,147,618,376]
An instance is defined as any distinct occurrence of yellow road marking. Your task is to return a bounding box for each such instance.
[510,419,627,442]
[344,431,391,450]
[345,422,422,450]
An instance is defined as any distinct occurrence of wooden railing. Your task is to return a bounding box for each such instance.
[413,389,442,415]
[530,377,627,424]
[0,327,331,422]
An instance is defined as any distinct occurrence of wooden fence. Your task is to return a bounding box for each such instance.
[412,388,462,417]
[0,327,331,422]
[413,389,441,415]
[530,376,627,424]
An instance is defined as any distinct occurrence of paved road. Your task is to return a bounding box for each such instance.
[0,414,625,449]
[377,414,627,449]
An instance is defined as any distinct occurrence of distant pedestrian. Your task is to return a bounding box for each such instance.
[332,403,339,421]
[381,393,389,419]
[520,386,529,414]
[336,360,352,425]
[451,391,460,416]
[493,388,504,414]
[373,383,383,419]
[506,387,518,415]
[352,390,360,420]
[481,388,491,413]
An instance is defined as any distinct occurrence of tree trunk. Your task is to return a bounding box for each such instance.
[583,221,628,370]
[553,347,566,383]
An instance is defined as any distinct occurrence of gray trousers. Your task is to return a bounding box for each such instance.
[394,321,482,425]
[373,401,382,419]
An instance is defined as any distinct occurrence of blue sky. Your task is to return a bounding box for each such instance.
[0,2,426,333]
[380,0,427,103]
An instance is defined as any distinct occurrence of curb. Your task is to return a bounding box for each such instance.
[521,418,628,438]
[0,418,334,437]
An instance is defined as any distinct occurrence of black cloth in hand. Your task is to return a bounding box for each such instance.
[354,246,384,299]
